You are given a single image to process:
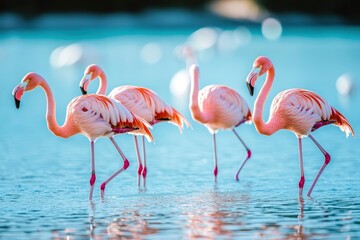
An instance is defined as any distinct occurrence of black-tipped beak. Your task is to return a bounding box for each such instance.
[246,82,254,96]
[80,86,87,95]
[14,97,20,109]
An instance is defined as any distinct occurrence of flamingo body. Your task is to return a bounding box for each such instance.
[189,65,252,181]
[12,72,153,200]
[246,56,354,196]
[196,84,251,132]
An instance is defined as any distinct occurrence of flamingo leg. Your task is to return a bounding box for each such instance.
[212,133,218,182]
[232,129,251,181]
[100,137,130,199]
[307,134,331,196]
[298,137,305,196]
[141,136,147,189]
[89,140,96,201]
[134,136,143,188]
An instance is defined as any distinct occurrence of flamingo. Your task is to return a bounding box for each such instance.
[188,64,252,182]
[79,64,190,188]
[170,44,198,100]
[12,72,154,200]
[245,56,355,196]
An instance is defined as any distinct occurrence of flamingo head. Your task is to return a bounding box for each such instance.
[12,72,42,108]
[189,64,199,82]
[80,64,103,95]
[246,56,273,96]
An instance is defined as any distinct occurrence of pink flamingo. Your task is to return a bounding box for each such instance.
[188,64,252,182]
[246,56,355,196]
[12,72,154,200]
[79,64,190,188]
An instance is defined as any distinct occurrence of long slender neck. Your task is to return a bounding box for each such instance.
[41,80,76,138]
[253,67,278,135]
[189,70,207,123]
[96,71,107,95]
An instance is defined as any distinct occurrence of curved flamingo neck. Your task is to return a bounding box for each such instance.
[189,69,207,123]
[96,70,108,95]
[40,79,76,138]
[253,66,279,135]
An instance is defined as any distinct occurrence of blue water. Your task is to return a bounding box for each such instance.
[1,23,360,239]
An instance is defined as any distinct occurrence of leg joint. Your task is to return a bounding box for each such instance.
[123,159,130,170]
[325,153,331,165]
[142,167,147,177]
[298,176,305,188]
[137,164,143,175]
[90,173,96,186]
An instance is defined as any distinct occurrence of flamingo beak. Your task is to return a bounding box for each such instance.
[246,82,254,96]
[80,86,87,95]
[79,73,92,95]
[14,97,20,109]
[12,82,27,109]
[246,67,260,96]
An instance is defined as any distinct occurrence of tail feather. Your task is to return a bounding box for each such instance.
[130,114,154,142]
[330,107,355,138]
[246,109,252,123]
[155,108,191,133]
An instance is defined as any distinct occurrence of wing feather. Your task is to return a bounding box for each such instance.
[270,89,353,136]
[199,85,251,130]
[68,94,153,139]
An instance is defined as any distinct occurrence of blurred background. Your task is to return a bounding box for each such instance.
[1,0,360,28]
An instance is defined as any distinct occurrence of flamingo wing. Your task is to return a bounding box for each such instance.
[200,85,251,130]
[108,86,156,122]
[270,89,353,136]
[68,94,153,141]
[109,85,190,130]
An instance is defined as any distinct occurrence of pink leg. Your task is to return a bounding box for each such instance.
[212,133,218,182]
[298,137,305,196]
[307,134,331,196]
[100,137,130,199]
[141,136,147,189]
[134,136,143,188]
[232,129,251,181]
[89,140,96,201]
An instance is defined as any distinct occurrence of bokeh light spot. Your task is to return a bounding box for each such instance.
[261,18,282,40]
[140,43,162,64]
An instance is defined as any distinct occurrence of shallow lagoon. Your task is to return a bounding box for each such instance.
[1,24,360,239]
